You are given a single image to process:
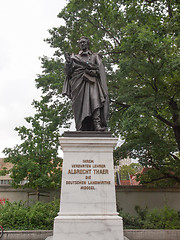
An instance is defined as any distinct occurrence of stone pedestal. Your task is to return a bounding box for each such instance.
[53,132,124,240]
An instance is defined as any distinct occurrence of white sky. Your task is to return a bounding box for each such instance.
[0,0,69,157]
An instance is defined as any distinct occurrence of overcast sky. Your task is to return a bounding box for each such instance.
[0,0,69,157]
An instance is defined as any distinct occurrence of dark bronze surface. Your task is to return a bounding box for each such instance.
[62,37,109,131]
[63,131,112,137]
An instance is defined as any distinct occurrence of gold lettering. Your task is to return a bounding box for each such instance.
[83,160,94,163]
[80,186,95,190]
[92,164,106,168]
[68,169,91,174]
[88,181,111,185]
[72,164,91,168]
[85,176,91,179]
[93,169,109,174]
[66,181,86,184]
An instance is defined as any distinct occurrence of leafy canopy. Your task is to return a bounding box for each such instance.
[2,100,62,190]
[119,163,143,180]
[3,0,180,187]
[36,0,180,185]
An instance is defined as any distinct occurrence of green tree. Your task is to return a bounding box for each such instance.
[2,100,62,198]
[37,0,179,185]
[120,163,143,180]
[3,0,180,186]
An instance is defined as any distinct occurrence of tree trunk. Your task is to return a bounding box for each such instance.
[36,189,40,201]
[166,0,173,18]
[173,125,180,151]
[169,98,180,151]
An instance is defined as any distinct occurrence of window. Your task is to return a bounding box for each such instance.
[0,180,11,185]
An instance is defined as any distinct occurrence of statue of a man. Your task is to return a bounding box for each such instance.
[62,36,109,131]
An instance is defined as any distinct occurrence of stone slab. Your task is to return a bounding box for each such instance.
[59,137,118,214]
[63,131,112,137]
[124,229,180,240]
[52,136,124,240]
[3,230,180,240]
[45,237,53,240]
[53,216,123,240]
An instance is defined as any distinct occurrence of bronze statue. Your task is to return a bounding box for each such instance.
[62,37,109,131]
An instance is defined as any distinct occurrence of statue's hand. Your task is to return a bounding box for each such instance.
[64,52,72,63]
[85,69,99,77]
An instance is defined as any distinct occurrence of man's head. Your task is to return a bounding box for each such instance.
[78,36,90,51]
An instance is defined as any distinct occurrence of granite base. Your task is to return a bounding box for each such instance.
[53,215,123,240]
[52,134,124,240]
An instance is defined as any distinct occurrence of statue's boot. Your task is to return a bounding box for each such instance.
[93,108,105,131]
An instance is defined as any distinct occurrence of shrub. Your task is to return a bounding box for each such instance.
[119,210,143,229]
[0,199,59,230]
[27,200,59,230]
[134,205,148,221]
[119,205,180,229]
[0,201,29,230]
[143,206,180,229]
[1,201,180,230]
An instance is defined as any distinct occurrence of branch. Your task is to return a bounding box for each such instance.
[148,160,180,183]
[132,68,156,92]
[87,17,121,47]
[146,0,173,18]
[148,56,154,65]
[170,153,180,162]
[140,175,171,184]
[132,68,145,80]
[103,51,125,55]
[154,113,174,127]
[145,0,157,2]
[169,98,179,125]
[152,77,158,92]
[97,10,121,47]
[134,94,151,99]
[110,99,131,109]
[169,98,180,150]
[164,172,180,183]
[166,0,173,18]
[158,60,165,71]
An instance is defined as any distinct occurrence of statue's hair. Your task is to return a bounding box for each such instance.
[78,36,90,46]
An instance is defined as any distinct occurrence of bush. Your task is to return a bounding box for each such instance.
[0,201,29,230]
[119,210,143,229]
[1,200,180,230]
[0,199,59,230]
[119,205,180,229]
[143,206,180,229]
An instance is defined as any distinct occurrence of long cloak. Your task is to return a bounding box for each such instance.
[62,51,109,131]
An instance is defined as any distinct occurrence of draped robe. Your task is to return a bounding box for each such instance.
[62,50,109,131]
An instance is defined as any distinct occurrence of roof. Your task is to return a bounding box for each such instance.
[0,158,13,180]
[0,158,13,170]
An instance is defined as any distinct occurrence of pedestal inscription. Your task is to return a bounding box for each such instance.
[66,159,110,190]
[53,135,124,240]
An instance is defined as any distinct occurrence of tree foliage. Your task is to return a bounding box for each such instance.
[119,163,143,180]
[3,0,180,186]
[2,100,62,192]
[36,0,180,185]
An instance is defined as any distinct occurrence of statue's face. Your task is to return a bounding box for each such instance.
[79,38,89,51]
